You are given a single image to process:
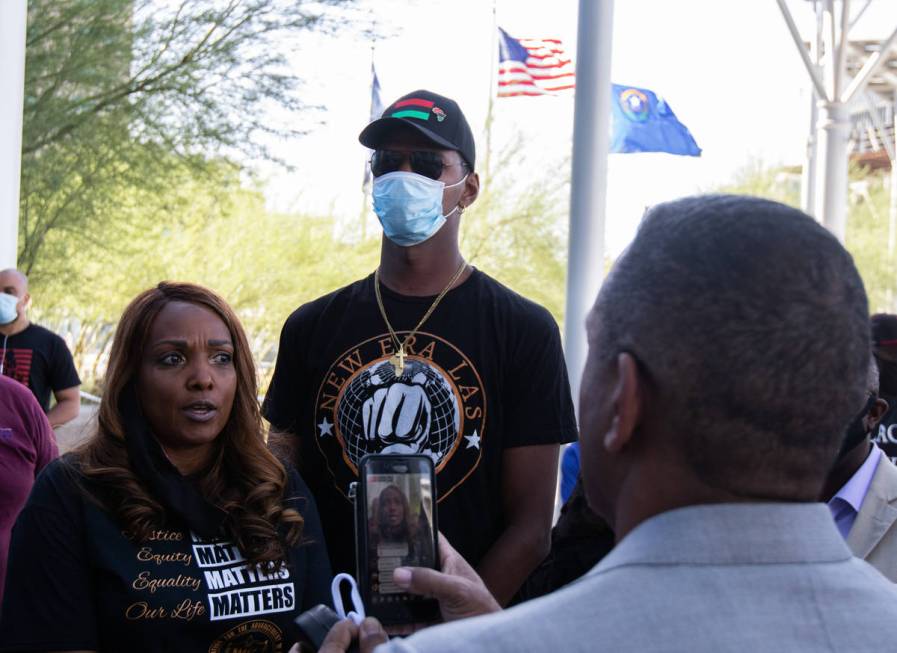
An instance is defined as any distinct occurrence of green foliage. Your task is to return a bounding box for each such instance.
[33,159,382,394]
[461,138,569,325]
[20,0,351,278]
[845,174,897,313]
[715,162,897,313]
[35,159,380,329]
[714,159,800,206]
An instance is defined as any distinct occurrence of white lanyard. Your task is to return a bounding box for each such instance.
[330,573,365,625]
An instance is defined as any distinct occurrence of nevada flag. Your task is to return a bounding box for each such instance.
[610,84,701,156]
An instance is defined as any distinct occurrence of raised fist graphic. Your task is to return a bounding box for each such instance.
[362,371,432,454]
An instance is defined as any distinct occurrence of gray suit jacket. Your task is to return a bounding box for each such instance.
[848,451,897,581]
[380,504,897,653]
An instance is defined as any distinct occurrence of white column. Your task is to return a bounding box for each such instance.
[564,0,614,407]
[0,0,27,269]
[814,1,850,241]
[890,90,897,256]
[802,2,824,217]
[815,100,851,241]
[802,91,820,216]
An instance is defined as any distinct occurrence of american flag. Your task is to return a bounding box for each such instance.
[497,27,575,98]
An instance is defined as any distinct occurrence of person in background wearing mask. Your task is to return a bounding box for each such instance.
[264,90,577,605]
[0,269,80,427]
[872,313,897,463]
[821,355,897,580]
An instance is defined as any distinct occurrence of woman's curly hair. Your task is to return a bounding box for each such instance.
[72,282,303,566]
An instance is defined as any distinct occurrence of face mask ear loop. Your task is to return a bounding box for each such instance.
[444,173,468,190]
[445,173,469,219]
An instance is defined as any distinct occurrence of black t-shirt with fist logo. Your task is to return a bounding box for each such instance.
[263,269,578,575]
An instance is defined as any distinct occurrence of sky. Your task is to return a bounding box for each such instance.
[257,0,897,257]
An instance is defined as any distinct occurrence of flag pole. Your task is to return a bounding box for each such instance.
[359,35,377,241]
[564,0,615,409]
[358,41,375,242]
[483,0,498,185]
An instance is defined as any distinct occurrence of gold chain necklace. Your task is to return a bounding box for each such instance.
[374,261,468,376]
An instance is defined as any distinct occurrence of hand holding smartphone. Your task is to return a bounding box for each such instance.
[356,454,440,626]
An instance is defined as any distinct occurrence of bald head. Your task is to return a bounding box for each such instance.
[0,269,27,293]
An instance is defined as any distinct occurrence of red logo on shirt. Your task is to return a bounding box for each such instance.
[1,348,32,386]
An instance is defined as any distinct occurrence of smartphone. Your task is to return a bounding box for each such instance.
[356,454,439,625]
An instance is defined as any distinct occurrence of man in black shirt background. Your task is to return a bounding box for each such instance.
[0,269,80,428]
[264,90,577,605]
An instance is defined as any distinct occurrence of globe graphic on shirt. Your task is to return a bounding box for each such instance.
[337,358,461,467]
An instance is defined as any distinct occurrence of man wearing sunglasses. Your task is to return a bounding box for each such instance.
[264,90,577,607]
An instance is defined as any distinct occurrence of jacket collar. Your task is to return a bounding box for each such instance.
[592,502,852,574]
[847,453,897,558]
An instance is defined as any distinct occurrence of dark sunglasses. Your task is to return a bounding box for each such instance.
[370,150,465,181]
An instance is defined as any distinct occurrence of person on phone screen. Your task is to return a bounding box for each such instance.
[0,268,80,427]
[371,485,434,570]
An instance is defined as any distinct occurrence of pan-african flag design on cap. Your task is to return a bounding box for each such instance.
[390,98,436,121]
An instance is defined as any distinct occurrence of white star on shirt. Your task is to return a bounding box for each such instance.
[318,417,334,437]
[464,430,481,450]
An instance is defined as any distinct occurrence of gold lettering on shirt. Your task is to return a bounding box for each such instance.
[132,570,202,593]
[136,546,192,566]
[145,529,184,542]
[170,599,205,621]
[125,602,168,620]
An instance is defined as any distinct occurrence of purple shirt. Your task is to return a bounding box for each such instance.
[828,444,883,540]
[0,375,58,604]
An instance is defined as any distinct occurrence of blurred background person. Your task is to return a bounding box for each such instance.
[0,268,80,428]
[872,313,897,464]
[0,374,57,608]
[516,477,614,602]
[822,355,897,581]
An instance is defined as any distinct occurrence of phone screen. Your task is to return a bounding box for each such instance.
[358,455,438,623]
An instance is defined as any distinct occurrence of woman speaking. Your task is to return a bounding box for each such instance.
[0,282,331,652]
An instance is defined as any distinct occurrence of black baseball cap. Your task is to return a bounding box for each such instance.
[359,89,476,171]
[872,313,897,348]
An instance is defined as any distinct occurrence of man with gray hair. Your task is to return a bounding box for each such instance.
[318,194,897,653]
[0,268,80,427]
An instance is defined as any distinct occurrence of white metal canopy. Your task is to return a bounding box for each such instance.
[777,0,897,242]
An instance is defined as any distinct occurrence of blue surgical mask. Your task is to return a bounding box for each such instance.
[372,171,467,247]
[0,293,17,325]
